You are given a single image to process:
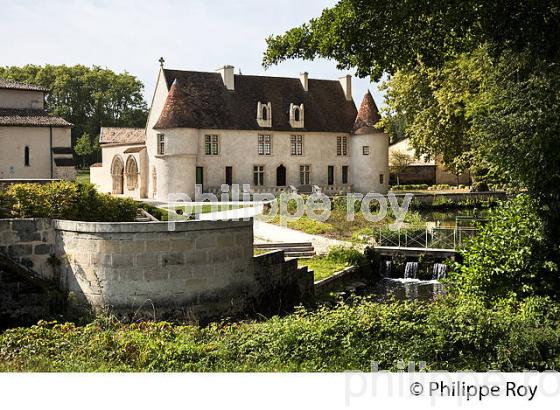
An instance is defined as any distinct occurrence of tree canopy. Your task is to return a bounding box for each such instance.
[263,0,559,80]
[264,0,560,284]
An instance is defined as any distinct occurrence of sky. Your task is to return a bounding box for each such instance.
[1,0,385,108]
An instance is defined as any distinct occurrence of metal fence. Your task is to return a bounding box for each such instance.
[376,226,478,250]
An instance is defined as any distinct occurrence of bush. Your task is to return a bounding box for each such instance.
[0,296,559,371]
[325,246,366,266]
[4,182,137,222]
[449,194,559,300]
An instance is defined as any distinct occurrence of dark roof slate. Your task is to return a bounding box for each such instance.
[54,158,76,167]
[52,147,73,154]
[154,69,358,132]
[0,108,72,127]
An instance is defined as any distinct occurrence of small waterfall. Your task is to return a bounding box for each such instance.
[404,262,419,279]
[384,260,392,277]
[432,263,448,280]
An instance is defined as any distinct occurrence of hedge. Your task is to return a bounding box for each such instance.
[2,181,137,222]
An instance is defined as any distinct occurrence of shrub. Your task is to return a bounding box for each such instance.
[4,182,137,222]
[449,194,559,300]
[325,246,366,266]
[0,296,559,371]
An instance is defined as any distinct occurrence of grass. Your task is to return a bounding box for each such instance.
[298,256,349,281]
[76,169,90,184]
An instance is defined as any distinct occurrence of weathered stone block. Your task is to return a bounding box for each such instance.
[8,244,32,257]
[112,254,134,268]
[195,235,215,249]
[134,252,161,267]
[161,252,184,267]
[90,253,112,267]
[169,239,194,251]
[34,243,53,255]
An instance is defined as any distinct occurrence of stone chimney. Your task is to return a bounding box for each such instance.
[216,65,235,90]
[339,75,352,101]
[300,72,308,91]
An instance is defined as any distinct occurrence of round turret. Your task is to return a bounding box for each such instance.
[350,91,389,194]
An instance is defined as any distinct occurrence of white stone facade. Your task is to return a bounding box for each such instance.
[91,65,389,200]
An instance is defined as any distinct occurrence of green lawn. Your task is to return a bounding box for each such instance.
[298,256,349,281]
[76,169,90,184]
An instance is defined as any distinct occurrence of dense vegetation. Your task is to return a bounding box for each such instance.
[0,295,558,372]
[264,0,560,288]
[1,194,560,371]
[0,181,137,222]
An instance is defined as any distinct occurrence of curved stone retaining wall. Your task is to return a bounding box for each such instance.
[1,218,313,322]
[53,219,255,320]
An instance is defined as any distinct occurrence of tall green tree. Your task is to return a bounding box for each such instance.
[264,0,560,294]
[0,64,148,166]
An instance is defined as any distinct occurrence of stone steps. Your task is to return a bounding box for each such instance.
[254,242,316,258]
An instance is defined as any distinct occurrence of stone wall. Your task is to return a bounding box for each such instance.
[1,218,313,322]
[253,250,314,314]
[0,218,55,279]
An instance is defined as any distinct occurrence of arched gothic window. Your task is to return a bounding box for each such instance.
[125,155,139,190]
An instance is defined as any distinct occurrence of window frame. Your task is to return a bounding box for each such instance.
[253,165,265,186]
[299,165,310,185]
[363,146,370,155]
[290,135,303,156]
[205,134,219,155]
[337,136,348,156]
[258,134,272,156]
[157,133,165,155]
[342,165,349,184]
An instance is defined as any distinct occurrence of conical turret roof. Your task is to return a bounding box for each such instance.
[352,90,382,135]
[154,79,198,129]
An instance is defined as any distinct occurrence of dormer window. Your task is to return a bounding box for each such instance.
[257,101,272,127]
[289,103,304,128]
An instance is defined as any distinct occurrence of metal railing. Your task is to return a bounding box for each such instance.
[375,226,478,250]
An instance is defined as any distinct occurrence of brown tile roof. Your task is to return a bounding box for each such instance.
[90,162,103,167]
[124,146,146,153]
[154,69,358,132]
[0,108,72,127]
[0,78,48,92]
[99,127,145,144]
[353,91,382,135]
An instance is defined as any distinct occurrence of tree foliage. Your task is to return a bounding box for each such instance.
[263,0,559,80]
[450,195,559,301]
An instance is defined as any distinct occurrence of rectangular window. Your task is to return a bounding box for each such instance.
[337,136,348,156]
[342,166,349,184]
[299,165,310,185]
[363,146,370,155]
[225,166,233,185]
[258,135,272,155]
[24,146,30,166]
[205,135,219,155]
[290,135,303,155]
[379,174,384,184]
[157,134,165,155]
[327,165,334,185]
[253,165,264,186]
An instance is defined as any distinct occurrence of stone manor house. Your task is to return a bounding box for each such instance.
[90,64,389,200]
